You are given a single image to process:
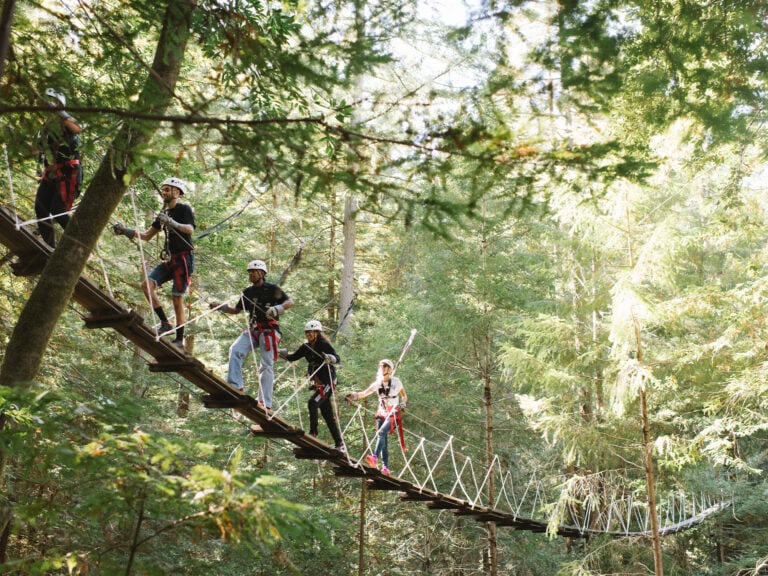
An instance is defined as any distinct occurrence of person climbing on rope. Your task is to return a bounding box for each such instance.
[346,358,407,475]
[279,320,345,452]
[112,177,195,352]
[34,88,83,249]
[209,259,293,414]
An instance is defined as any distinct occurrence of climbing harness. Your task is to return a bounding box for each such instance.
[250,319,281,361]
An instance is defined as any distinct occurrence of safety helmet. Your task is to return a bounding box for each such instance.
[160,177,187,195]
[246,259,267,273]
[45,88,66,107]
[379,359,394,369]
[304,319,323,332]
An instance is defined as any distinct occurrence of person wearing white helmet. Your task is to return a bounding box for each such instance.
[346,359,408,475]
[209,259,293,412]
[33,87,83,249]
[279,320,345,451]
[113,177,196,351]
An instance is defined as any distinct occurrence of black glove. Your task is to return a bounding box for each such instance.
[112,223,135,239]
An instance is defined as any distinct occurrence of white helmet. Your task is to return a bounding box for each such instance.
[379,358,394,369]
[160,177,187,195]
[45,88,66,107]
[246,259,267,273]
[304,319,323,332]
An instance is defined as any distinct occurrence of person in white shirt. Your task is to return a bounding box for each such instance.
[346,359,407,475]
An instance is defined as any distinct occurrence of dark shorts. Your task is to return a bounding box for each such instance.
[148,252,194,296]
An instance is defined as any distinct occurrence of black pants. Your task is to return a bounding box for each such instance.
[35,179,71,247]
[308,383,342,446]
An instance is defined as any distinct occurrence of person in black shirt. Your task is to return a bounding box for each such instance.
[210,259,293,412]
[281,320,345,451]
[35,88,83,247]
[113,177,195,351]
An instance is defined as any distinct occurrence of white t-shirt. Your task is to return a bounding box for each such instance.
[357,376,404,418]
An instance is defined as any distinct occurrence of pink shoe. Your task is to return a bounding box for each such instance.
[365,454,378,468]
[381,465,390,475]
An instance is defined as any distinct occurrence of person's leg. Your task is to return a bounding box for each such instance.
[307,390,321,436]
[142,273,163,310]
[170,294,185,343]
[34,181,57,247]
[227,331,254,391]
[257,331,277,409]
[319,391,343,446]
[169,253,193,344]
[378,417,392,468]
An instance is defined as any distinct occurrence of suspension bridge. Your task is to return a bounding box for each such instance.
[0,202,730,540]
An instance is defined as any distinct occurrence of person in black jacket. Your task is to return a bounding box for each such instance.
[35,88,83,248]
[281,320,345,452]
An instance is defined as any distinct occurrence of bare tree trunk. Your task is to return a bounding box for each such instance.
[633,315,663,576]
[328,187,337,323]
[357,479,367,576]
[177,295,194,416]
[0,0,14,80]
[337,194,357,336]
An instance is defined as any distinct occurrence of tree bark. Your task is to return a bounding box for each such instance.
[0,0,14,80]
[633,314,664,576]
[337,194,357,336]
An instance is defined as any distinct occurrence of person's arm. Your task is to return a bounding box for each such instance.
[350,382,378,400]
[266,296,294,319]
[284,344,307,363]
[61,115,82,135]
[136,226,159,242]
[209,293,244,315]
[112,223,158,242]
[322,341,340,365]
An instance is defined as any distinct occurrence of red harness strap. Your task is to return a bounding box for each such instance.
[164,251,192,293]
[43,159,80,210]
[312,377,336,400]
[251,320,280,360]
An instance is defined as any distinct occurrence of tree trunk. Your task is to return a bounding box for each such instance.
[327,186,337,323]
[357,479,367,576]
[0,0,15,80]
[337,193,357,336]
[633,315,664,576]
[177,296,194,416]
